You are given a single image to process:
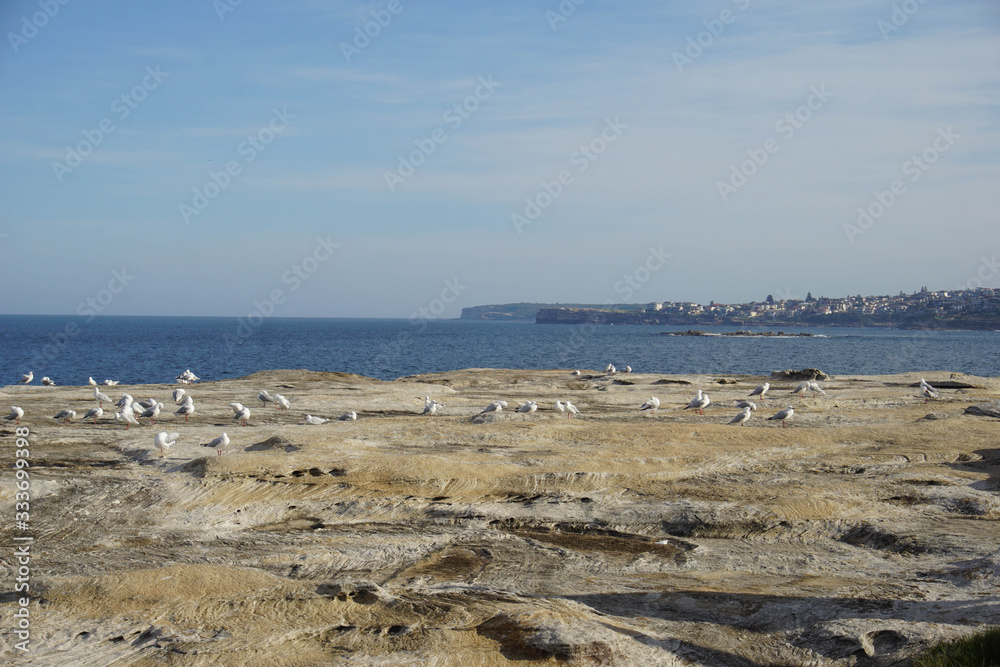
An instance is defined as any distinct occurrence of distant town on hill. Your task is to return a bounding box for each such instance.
[459,287,1000,330]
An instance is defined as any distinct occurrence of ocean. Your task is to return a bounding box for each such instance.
[0,315,997,386]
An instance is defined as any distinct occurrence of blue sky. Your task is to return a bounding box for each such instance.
[1,0,998,317]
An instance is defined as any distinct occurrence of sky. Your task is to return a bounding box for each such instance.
[1,0,998,318]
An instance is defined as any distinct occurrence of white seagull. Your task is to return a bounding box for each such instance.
[172,388,186,404]
[234,407,251,426]
[768,406,794,428]
[791,381,811,397]
[920,378,940,401]
[338,411,357,421]
[807,381,826,396]
[275,394,291,412]
[624,366,632,374]
[174,402,195,422]
[516,401,538,414]
[749,383,770,401]
[116,393,134,409]
[88,377,97,386]
[229,402,245,415]
[735,400,758,411]
[420,396,445,415]
[480,400,507,414]
[5,406,24,424]
[115,405,139,430]
[102,379,119,386]
[82,406,103,424]
[204,432,230,457]
[93,386,113,408]
[19,371,33,384]
[640,396,660,413]
[564,401,580,417]
[571,370,581,376]
[140,402,163,424]
[729,407,752,426]
[41,377,56,386]
[258,390,275,408]
[304,414,327,425]
[684,390,710,415]
[154,431,179,458]
[54,409,76,423]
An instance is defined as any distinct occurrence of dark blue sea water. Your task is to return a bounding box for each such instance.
[0,315,997,386]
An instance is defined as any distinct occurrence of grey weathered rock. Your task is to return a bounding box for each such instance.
[771,368,829,381]
[965,401,1000,418]
[922,413,951,420]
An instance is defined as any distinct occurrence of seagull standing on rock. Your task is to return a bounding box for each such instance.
[749,383,770,401]
[920,378,940,402]
[204,432,230,457]
[481,400,507,414]
[258,390,275,408]
[5,406,25,425]
[19,371,33,384]
[174,401,195,422]
[338,412,357,421]
[768,406,794,428]
[729,407,752,426]
[154,431,179,458]
[54,409,76,423]
[140,402,163,424]
[735,401,757,411]
[82,406,103,424]
[516,401,538,414]
[275,394,291,412]
[41,377,56,386]
[684,390,710,415]
[234,406,251,426]
[172,388,186,404]
[640,396,660,414]
[93,386,113,408]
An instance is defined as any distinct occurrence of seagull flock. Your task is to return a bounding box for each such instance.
[4,368,951,456]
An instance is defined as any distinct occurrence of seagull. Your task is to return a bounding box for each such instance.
[177,369,199,383]
[274,394,291,412]
[258,390,274,408]
[82,406,103,424]
[178,395,193,407]
[140,402,163,424]
[93,386,113,408]
[5,406,24,424]
[234,407,251,426]
[684,390,710,415]
[154,431,179,458]
[791,381,810,397]
[640,396,660,413]
[571,370,581,376]
[138,398,157,409]
[88,377,97,386]
[729,407,752,426]
[749,383,770,401]
[555,401,566,415]
[102,379,119,386]
[564,401,580,417]
[54,409,76,423]
[605,364,617,375]
[41,377,56,386]
[516,401,538,414]
[920,378,940,401]
[304,414,327,425]
[807,381,826,396]
[174,402,195,422]
[115,405,139,429]
[420,396,445,415]
[19,371,33,384]
[481,400,507,414]
[735,400,757,411]
[624,366,632,374]
[229,402,245,415]
[338,411,357,421]
[204,432,229,457]
[172,388,186,404]
[116,393,134,409]
[768,406,794,428]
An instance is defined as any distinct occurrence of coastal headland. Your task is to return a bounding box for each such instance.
[1,368,998,665]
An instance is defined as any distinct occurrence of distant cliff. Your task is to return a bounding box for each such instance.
[461,303,645,321]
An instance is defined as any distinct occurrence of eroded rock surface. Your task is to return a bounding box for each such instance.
[1,369,997,665]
